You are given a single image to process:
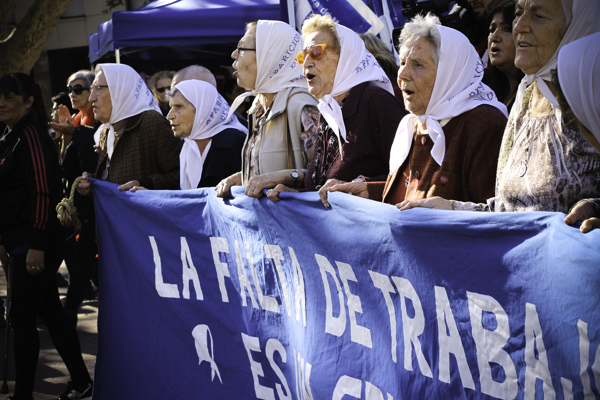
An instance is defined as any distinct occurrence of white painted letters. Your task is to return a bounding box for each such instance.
[467,291,517,400]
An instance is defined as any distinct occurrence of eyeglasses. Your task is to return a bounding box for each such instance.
[67,84,90,95]
[296,44,328,65]
[90,84,109,95]
[236,44,256,54]
[156,86,170,93]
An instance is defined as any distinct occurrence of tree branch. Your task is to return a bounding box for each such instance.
[0,0,73,74]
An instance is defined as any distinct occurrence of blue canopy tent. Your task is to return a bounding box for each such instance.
[88,0,279,62]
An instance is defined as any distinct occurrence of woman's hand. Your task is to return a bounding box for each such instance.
[0,245,9,277]
[48,105,76,137]
[266,184,298,203]
[26,249,45,276]
[318,179,368,208]
[76,172,93,196]
[118,180,143,191]
[564,200,600,233]
[215,172,242,198]
[396,196,452,211]
[245,171,295,198]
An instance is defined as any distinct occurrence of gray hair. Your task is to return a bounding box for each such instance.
[67,69,95,87]
[172,65,217,88]
[398,14,442,66]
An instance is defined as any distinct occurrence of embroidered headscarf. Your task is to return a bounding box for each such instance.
[389,24,507,174]
[93,63,161,158]
[176,80,248,190]
[316,24,394,158]
[228,20,307,118]
[557,32,600,141]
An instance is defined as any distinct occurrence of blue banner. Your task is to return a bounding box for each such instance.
[90,179,600,400]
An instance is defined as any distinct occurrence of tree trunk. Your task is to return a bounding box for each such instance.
[0,0,74,76]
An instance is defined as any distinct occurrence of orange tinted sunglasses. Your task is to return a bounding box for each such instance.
[296,44,328,65]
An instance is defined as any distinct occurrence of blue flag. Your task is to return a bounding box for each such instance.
[90,179,600,399]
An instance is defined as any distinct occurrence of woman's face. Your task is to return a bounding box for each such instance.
[397,37,437,116]
[302,31,340,99]
[232,28,258,91]
[68,78,91,112]
[513,0,567,75]
[488,12,517,72]
[156,77,172,104]
[0,91,32,130]
[167,91,195,138]
[89,69,113,124]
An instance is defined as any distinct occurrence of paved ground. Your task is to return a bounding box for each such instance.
[0,263,98,400]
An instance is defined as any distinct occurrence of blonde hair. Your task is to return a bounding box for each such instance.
[300,14,341,52]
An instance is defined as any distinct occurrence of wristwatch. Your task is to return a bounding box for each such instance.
[291,169,299,188]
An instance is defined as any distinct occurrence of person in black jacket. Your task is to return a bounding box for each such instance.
[0,73,92,400]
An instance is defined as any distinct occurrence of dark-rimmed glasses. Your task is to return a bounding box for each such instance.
[156,86,170,93]
[90,85,109,95]
[296,44,328,65]
[67,84,90,95]
[236,44,256,54]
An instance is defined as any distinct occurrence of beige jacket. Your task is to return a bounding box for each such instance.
[242,86,317,181]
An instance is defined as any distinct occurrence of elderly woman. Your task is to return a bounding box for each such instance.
[133,80,247,190]
[215,20,319,198]
[260,14,405,202]
[150,70,175,116]
[399,0,600,213]
[557,32,600,233]
[320,14,508,208]
[0,73,93,400]
[76,63,182,196]
[485,1,524,109]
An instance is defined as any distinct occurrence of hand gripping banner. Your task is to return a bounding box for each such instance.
[90,179,600,399]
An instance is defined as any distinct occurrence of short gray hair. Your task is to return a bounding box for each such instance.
[172,65,217,88]
[398,13,442,66]
[67,70,95,87]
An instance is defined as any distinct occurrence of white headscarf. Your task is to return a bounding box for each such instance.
[228,20,307,118]
[389,25,507,174]
[93,63,161,158]
[318,24,394,158]
[557,32,600,141]
[176,80,248,190]
[512,0,600,125]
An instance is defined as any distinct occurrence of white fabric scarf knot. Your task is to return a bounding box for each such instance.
[228,20,308,119]
[177,80,248,190]
[317,24,394,159]
[93,63,161,159]
[389,24,507,174]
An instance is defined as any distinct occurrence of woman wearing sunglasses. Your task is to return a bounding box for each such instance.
[263,14,405,202]
[49,70,101,327]
[150,70,175,117]
[215,20,319,198]
[49,70,96,155]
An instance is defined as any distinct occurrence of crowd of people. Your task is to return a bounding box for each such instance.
[0,0,599,398]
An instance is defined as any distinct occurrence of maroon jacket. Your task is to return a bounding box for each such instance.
[304,82,406,191]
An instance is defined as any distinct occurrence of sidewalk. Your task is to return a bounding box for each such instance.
[0,263,98,400]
